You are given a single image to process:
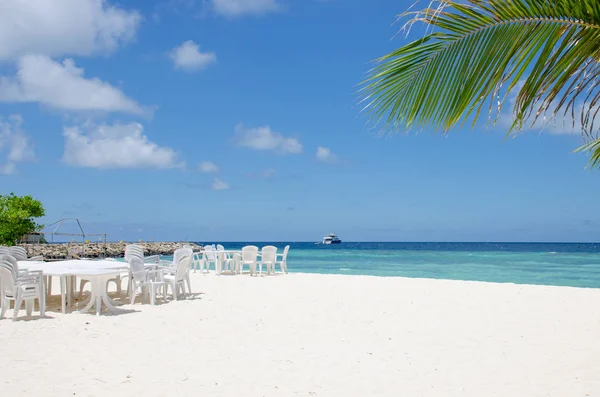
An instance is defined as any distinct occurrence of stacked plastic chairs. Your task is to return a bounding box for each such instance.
[0,255,45,321]
[6,246,43,261]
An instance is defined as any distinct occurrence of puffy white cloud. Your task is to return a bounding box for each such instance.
[212,0,280,17]
[0,114,35,175]
[62,122,183,169]
[199,161,219,173]
[212,178,230,190]
[0,0,140,60]
[316,146,337,163]
[169,40,216,72]
[235,124,302,154]
[0,55,146,115]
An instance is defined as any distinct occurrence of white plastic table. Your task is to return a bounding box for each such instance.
[18,260,129,315]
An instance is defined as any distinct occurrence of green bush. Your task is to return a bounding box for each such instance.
[0,193,45,246]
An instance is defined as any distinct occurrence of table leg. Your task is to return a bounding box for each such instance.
[79,275,120,316]
[102,294,118,311]
[95,296,101,316]
[66,275,73,308]
[79,293,95,313]
[59,276,67,314]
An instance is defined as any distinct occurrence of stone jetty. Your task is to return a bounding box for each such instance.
[18,242,203,260]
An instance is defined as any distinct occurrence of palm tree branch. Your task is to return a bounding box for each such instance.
[362,0,600,167]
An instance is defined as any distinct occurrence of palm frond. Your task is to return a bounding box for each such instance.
[361,0,600,166]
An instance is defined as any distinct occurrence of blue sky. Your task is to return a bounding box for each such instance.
[0,0,598,242]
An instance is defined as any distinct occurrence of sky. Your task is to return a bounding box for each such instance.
[0,0,599,243]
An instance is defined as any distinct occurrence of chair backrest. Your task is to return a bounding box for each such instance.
[261,246,277,262]
[9,246,27,261]
[0,261,17,295]
[216,244,225,251]
[0,254,19,270]
[282,245,290,260]
[173,248,192,264]
[125,245,144,262]
[175,253,192,281]
[204,245,217,261]
[242,245,258,262]
[0,246,10,256]
[128,257,147,282]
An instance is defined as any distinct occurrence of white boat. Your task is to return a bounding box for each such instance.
[322,233,342,244]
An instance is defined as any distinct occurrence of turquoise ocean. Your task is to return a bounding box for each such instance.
[180,242,600,289]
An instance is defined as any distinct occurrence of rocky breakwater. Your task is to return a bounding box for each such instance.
[19,242,203,260]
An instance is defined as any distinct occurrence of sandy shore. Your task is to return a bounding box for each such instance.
[1,273,599,396]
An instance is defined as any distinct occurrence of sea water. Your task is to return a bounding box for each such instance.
[183,242,600,288]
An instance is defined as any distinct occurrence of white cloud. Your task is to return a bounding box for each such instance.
[62,122,183,169]
[316,146,338,163]
[199,161,219,173]
[212,178,230,190]
[0,114,35,175]
[0,55,146,115]
[0,0,141,60]
[235,124,302,154]
[212,0,280,17]
[169,40,216,72]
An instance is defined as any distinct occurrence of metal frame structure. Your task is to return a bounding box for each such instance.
[42,218,107,243]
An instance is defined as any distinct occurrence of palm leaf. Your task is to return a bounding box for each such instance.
[361,0,600,167]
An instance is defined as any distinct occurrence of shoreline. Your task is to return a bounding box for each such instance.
[288,271,600,290]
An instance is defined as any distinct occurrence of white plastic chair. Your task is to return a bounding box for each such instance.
[9,246,43,261]
[0,259,45,321]
[274,245,290,274]
[216,245,235,274]
[128,257,165,306]
[164,254,192,301]
[0,246,10,256]
[0,254,30,277]
[201,245,218,274]
[239,246,259,276]
[161,248,192,294]
[259,246,277,275]
[125,244,160,264]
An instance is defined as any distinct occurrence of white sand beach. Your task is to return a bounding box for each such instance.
[1,273,600,397]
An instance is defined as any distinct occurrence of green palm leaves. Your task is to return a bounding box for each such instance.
[361,0,600,166]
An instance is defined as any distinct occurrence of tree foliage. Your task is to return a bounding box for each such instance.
[361,0,600,166]
[0,193,45,246]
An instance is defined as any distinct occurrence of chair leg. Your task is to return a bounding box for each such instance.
[130,283,136,305]
[185,274,191,294]
[25,299,33,316]
[39,293,45,317]
[0,297,7,319]
[13,290,23,321]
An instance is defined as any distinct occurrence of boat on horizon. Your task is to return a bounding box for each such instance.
[322,233,342,245]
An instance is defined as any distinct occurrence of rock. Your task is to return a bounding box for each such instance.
[18,242,203,260]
